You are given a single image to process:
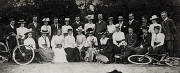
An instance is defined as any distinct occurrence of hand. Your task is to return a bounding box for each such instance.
[6,36,10,39]
[140,45,143,48]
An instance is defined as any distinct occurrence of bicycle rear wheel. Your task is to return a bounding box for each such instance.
[165,57,180,67]
[12,45,35,65]
[128,55,152,64]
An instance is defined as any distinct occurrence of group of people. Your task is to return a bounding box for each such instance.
[4,11,177,64]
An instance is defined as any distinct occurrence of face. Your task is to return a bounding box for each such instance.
[65,21,69,25]
[98,14,103,20]
[118,16,123,22]
[142,17,147,23]
[54,19,58,24]
[44,21,48,25]
[68,30,73,35]
[28,33,32,38]
[10,21,15,26]
[75,17,80,21]
[20,23,25,27]
[142,29,147,34]
[128,28,133,34]
[129,14,134,20]
[161,13,167,20]
[109,21,113,25]
[154,28,159,34]
[33,17,37,22]
[42,33,47,37]
[151,19,156,24]
[116,27,120,32]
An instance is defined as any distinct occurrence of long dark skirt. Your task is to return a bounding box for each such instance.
[38,48,54,62]
[64,47,80,62]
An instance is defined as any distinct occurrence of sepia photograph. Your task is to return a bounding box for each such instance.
[0,0,180,73]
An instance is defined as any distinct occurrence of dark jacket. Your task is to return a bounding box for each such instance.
[51,23,62,35]
[128,20,141,35]
[118,22,128,34]
[139,33,151,47]
[125,33,137,47]
[4,25,17,37]
[95,20,107,36]
[72,21,84,37]
[161,18,177,40]
[28,22,41,39]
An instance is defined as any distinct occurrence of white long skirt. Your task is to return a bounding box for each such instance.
[52,48,67,63]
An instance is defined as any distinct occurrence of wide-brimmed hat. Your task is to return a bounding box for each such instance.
[42,18,50,22]
[76,26,84,32]
[18,19,26,24]
[41,30,49,34]
[150,15,158,20]
[24,31,33,35]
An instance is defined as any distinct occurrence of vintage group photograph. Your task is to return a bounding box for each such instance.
[0,0,180,73]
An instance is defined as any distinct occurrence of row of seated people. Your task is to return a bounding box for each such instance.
[22,24,164,64]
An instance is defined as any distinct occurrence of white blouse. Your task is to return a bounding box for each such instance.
[112,31,125,46]
[148,23,162,34]
[62,25,72,34]
[84,36,98,48]
[84,23,95,33]
[107,24,116,34]
[64,35,76,48]
[76,34,86,46]
[151,33,165,47]
[24,38,36,49]
[100,38,109,45]
[51,35,64,49]
[16,27,31,39]
[38,36,50,49]
[41,25,51,36]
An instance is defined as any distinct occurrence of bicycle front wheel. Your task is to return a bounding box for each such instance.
[128,55,152,64]
[12,45,35,65]
[165,57,180,67]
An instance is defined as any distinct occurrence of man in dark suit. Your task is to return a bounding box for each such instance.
[4,18,17,53]
[128,13,141,36]
[95,14,107,43]
[72,16,84,37]
[28,16,40,48]
[161,11,177,57]
[125,28,137,48]
[116,16,128,34]
[51,17,62,36]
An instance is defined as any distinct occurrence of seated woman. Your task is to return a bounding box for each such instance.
[84,28,98,62]
[76,26,86,61]
[51,29,67,63]
[24,31,36,49]
[113,24,131,63]
[150,26,165,54]
[96,31,114,63]
[64,28,80,62]
[133,27,151,55]
[38,30,54,63]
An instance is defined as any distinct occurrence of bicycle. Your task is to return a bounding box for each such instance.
[0,34,35,65]
[128,48,180,67]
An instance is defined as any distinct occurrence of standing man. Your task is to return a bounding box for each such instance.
[161,11,177,57]
[95,14,107,38]
[51,17,61,36]
[128,13,140,36]
[72,16,84,37]
[116,16,128,34]
[5,18,17,53]
[28,16,41,48]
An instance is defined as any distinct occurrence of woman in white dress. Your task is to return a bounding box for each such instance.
[51,29,67,63]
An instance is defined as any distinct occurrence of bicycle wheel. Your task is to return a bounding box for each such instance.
[128,55,152,64]
[165,57,179,67]
[0,56,7,63]
[12,45,35,65]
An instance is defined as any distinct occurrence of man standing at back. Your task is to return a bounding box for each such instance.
[161,11,177,57]
[95,14,107,42]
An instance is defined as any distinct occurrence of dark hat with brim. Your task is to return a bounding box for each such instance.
[41,30,49,34]
[154,26,160,30]
[87,28,94,34]
[24,31,34,35]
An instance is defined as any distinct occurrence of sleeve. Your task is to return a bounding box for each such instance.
[112,33,118,46]
[72,36,77,47]
[132,34,137,46]
[156,34,165,47]
[151,34,155,47]
[51,36,56,48]
[84,24,87,34]
[49,26,51,36]
[94,37,98,46]
[47,37,50,48]
[170,19,177,35]
[32,39,36,49]
[41,26,43,31]
[16,28,20,36]
[38,37,43,48]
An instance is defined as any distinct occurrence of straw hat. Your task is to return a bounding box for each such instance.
[18,19,26,24]
[24,31,33,35]
[65,18,70,21]
[41,30,49,34]
[150,15,158,20]
[42,18,50,22]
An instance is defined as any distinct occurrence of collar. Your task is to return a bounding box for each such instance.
[10,24,14,28]
[129,19,134,22]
